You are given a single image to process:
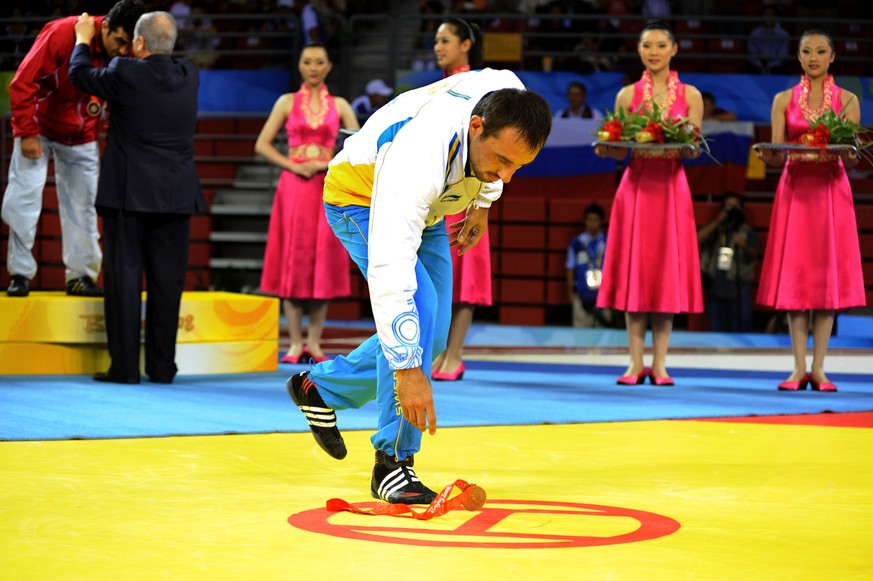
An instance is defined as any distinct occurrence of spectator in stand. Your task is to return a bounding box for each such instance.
[267,0,299,67]
[184,5,219,69]
[518,0,553,13]
[1,8,35,69]
[639,0,673,19]
[300,1,326,43]
[569,16,621,73]
[566,203,613,328]
[748,6,791,75]
[677,0,712,14]
[310,0,347,49]
[451,0,506,33]
[533,1,575,70]
[701,91,737,121]
[554,81,604,120]
[697,194,759,332]
[229,17,271,69]
[416,0,445,43]
[169,0,192,29]
[350,78,394,126]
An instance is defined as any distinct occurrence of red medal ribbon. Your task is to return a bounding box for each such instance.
[326,479,486,520]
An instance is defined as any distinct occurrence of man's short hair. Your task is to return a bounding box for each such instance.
[584,203,605,220]
[135,12,177,55]
[106,0,147,39]
[722,192,743,207]
[472,88,552,153]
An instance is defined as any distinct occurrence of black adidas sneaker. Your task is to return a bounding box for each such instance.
[286,371,347,460]
[370,450,437,505]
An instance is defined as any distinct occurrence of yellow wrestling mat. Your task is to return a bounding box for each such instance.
[2,422,871,580]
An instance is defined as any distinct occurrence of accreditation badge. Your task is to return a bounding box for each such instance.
[585,268,602,290]
[717,246,734,271]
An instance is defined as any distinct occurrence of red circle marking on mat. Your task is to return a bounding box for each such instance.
[288,499,681,549]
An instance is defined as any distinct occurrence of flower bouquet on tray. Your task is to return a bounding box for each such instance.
[798,106,873,163]
[753,103,873,163]
[594,103,716,161]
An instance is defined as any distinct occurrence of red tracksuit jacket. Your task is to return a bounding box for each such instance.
[8,15,109,145]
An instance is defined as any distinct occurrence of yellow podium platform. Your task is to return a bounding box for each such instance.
[0,291,278,375]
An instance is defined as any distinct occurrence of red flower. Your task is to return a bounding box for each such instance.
[799,123,830,147]
[602,119,623,141]
[639,120,665,143]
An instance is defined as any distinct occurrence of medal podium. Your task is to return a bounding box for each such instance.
[0,291,278,375]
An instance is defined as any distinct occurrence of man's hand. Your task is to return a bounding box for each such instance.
[449,204,488,256]
[20,136,42,160]
[394,367,436,434]
[75,13,96,45]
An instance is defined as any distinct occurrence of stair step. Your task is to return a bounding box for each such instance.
[209,258,264,269]
[210,231,268,243]
[237,164,278,179]
[214,189,273,204]
[234,179,276,189]
[211,203,271,216]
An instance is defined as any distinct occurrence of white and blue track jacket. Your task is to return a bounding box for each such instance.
[323,68,526,370]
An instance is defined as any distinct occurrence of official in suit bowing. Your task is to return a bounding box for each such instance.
[69,11,205,384]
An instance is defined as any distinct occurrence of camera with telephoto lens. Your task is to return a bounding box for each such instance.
[724,206,745,231]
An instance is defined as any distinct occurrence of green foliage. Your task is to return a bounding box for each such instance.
[597,103,715,160]
[808,107,872,148]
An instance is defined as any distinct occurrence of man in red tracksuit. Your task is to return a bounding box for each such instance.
[1,0,145,297]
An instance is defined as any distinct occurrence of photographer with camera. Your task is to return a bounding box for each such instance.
[698,194,760,332]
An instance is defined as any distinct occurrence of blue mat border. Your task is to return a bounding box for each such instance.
[2,358,872,442]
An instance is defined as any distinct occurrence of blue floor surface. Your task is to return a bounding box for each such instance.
[2,361,872,441]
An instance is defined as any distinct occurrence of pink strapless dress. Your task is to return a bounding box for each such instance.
[756,75,865,310]
[260,85,350,299]
[596,71,703,313]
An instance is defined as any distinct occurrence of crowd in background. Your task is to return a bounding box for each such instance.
[4,1,867,72]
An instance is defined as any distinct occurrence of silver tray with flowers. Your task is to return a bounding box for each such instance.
[592,141,699,151]
[752,142,859,154]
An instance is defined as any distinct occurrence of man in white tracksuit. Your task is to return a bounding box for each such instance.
[286,68,552,504]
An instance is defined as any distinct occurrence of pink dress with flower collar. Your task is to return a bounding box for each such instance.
[756,75,865,310]
[596,71,703,313]
[260,85,350,299]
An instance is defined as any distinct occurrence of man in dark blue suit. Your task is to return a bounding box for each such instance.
[69,11,205,384]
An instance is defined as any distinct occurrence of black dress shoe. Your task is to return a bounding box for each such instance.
[93,372,140,384]
[66,276,103,297]
[7,275,30,297]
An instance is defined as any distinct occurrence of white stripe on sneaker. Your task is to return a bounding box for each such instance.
[377,466,421,500]
[378,468,406,498]
[299,406,336,425]
[299,405,333,413]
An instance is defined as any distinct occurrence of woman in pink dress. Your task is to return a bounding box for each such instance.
[255,42,359,364]
[594,22,704,386]
[756,30,865,392]
[431,17,489,381]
